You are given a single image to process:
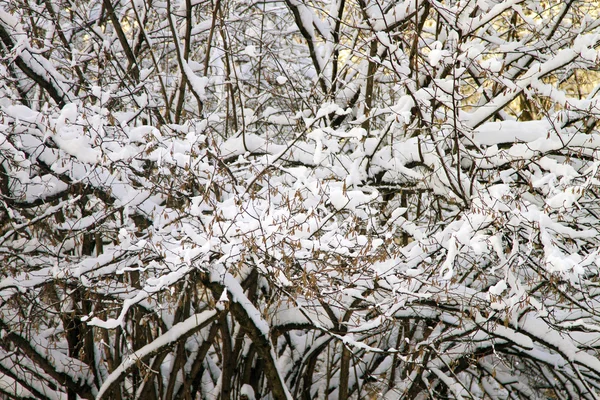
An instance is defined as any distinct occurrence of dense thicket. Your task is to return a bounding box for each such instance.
[2,0,600,398]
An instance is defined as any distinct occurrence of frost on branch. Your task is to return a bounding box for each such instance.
[2,0,600,399]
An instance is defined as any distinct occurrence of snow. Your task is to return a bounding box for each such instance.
[53,127,101,164]
[95,310,218,399]
[465,48,582,129]
[244,45,259,58]
[0,352,65,400]
[4,1,600,399]
[471,120,551,145]
[272,304,334,331]
[329,186,378,211]
[0,10,75,104]
[240,384,256,400]
[127,125,161,143]
[3,104,42,123]
[430,368,465,400]
[428,42,448,67]
[0,197,80,247]
[519,314,600,370]
[440,236,457,280]
[489,279,507,296]
[182,60,209,100]
[222,273,270,336]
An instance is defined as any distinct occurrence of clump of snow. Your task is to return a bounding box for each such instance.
[428,41,449,67]
[244,45,259,58]
[489,279,507,296]
[240,384,256,400]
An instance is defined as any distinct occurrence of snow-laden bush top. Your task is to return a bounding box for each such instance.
[2,0,600,398]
